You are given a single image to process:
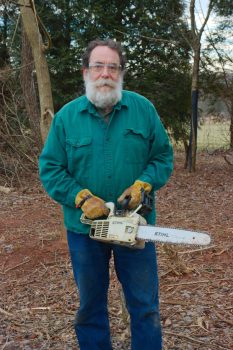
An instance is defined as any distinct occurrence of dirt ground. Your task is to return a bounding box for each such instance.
[0,152,232,350]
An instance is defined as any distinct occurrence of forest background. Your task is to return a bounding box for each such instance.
[0,0,233,182]
[0,1,233,349]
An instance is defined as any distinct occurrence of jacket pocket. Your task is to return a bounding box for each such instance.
[65,137,92,176]
[123,128,149,164]
[66,137,92,148]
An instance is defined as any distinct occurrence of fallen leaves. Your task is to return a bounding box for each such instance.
[0,152,232,349]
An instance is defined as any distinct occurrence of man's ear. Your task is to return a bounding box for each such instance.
[82,67,88,80]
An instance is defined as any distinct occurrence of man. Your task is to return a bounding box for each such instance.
[39,39,173,350]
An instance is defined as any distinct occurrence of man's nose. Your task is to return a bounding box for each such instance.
[101,65,110,78]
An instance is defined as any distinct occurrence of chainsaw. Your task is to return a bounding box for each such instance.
[80,193,211,248]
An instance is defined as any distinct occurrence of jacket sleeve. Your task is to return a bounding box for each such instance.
[138,104,174,191]
[39,113,82,207]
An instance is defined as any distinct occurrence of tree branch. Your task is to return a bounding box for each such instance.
[199,0,215,39]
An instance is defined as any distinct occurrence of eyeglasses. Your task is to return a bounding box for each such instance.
[88,63,122,74]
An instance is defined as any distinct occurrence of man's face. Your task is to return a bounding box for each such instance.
[83,46,123,109]
[83,46,121,88]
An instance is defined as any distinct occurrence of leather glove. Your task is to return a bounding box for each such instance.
[117,180,152,209]
[75,189,109,219]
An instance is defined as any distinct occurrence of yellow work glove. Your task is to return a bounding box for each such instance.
[117,180,152,209]
[75,189,109,219]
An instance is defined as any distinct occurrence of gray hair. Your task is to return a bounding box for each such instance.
[82,39,126,70]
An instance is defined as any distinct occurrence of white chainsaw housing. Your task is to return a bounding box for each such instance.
[80,202,146,248]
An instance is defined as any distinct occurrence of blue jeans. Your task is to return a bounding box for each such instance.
[67,231,162,350]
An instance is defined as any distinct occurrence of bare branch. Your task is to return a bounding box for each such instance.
[198,0,215,39]
[190,0,197,40]
[114,29,178,45]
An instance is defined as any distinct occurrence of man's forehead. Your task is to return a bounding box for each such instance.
[89,46,120,63]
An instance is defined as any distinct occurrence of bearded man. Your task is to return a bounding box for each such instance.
[39,39,173,350]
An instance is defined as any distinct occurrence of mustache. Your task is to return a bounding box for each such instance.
[90,79,117,88]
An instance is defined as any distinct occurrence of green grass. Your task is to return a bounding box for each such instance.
[172,120,231,151]
[197,120,230,150]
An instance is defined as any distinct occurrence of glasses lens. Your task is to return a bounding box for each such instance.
[89,63,121,73]
[108,64,118,73]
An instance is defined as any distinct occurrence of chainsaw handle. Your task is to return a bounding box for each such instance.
[80,202,115,225]
[120,189,146,209]
[120,189,153,215]
[80,214,93,225]
[105,202,115,216]
[120,195,131,209]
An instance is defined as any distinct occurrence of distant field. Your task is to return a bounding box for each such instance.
[172,120,231,151]
[197,120,230,150]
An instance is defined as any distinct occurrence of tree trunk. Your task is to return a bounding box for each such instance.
[19,0,54,143]
[187,45,200,172]
[0,3,10,67]
[19,1,66,242]
[186,0,214,171]
[230,99,233,149]
[20,27,42,150]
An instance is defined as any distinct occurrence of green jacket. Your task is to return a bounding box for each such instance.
[39,90,173,233]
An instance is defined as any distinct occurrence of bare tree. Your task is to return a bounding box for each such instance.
[18,1,66,241]
[20,27,42,150]
[18,0,54,143]
[186,0,215,172]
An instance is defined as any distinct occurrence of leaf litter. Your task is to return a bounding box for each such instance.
[0,152,232,349]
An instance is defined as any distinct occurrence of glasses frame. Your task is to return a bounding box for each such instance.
[88,62,122,74]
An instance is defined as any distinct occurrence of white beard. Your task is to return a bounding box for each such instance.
[84,74,123,109]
